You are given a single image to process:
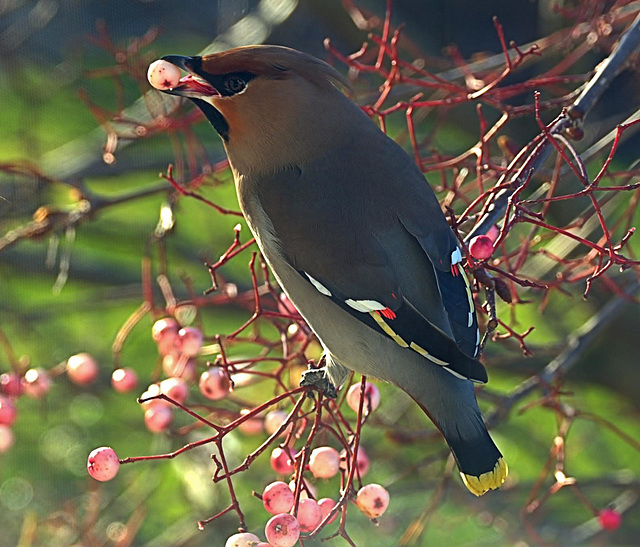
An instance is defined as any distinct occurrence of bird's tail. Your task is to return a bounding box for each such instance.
[443,412,508,496]
[407,369,507,496]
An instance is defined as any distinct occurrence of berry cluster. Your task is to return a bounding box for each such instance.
[87,318,392,545]
[1,352,101,453]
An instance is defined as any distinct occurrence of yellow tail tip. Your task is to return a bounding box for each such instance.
[460,457,508,496]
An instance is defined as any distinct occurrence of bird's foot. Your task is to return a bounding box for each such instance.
[300,367,337,399]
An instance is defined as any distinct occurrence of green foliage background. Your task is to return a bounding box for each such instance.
[1,1,639,545]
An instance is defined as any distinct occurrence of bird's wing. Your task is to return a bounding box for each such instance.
[398,200,481,360]
[254,151,485,383]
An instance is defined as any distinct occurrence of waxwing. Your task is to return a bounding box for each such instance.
[149,45,507,496]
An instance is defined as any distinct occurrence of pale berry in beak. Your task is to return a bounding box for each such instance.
[147,59,181,90]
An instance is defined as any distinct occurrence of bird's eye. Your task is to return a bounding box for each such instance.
[224,75,247,94]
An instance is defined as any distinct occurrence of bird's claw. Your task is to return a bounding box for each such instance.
[300,367,337,399]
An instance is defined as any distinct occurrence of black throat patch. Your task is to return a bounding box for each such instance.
[192,99,229,142]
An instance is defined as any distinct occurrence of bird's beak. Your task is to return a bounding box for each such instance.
[159,55,221,99]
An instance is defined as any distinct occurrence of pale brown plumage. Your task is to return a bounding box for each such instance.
[204,47,352,173]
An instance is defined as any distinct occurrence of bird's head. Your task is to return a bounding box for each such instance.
[154,45,353,173]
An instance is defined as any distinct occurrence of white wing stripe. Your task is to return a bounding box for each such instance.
[345,299,386,312]
[305,273,332,296]
[451,247,462,265]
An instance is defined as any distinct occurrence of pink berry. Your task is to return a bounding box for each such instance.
[486,225,500,243]
[139,383,170,410]
[22,368,51,398]
[162,354,197,381]
[148,59,182,90]
[278,293,300,318]
[340,446,370,477]
[286,323,307,344]
[0,373,23,397]
[598,508,622,531]
[263,481,295,514]
[152,318,180,356]
[87,446,120,481]
[0,396,17,426]
[198,368,231,400]
[238,409,264,436]
[309,446,340,479]
[161,353,179,375]
[318,498,338,525]
[270,447,296,475]
[346,382,380,414]
[265,513,300,547]
[356,484,390,519]
[111,368,138,393]
[0,424,14,452]
[469,235,494,260]
[264,409,293,437]
[67,353,99,385]
[144,406,173,433]
[159,377,189,405]
[177,327,203,357]
[296,498,322,533]
[224,532,261,547]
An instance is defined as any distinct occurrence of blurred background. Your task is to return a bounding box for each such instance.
[1,0,640,545]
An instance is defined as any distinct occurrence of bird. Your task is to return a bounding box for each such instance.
[149,45,507,496]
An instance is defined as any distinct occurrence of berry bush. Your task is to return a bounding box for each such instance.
[1,1,640,545]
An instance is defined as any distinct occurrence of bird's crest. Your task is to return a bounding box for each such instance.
[200,45,350,94]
